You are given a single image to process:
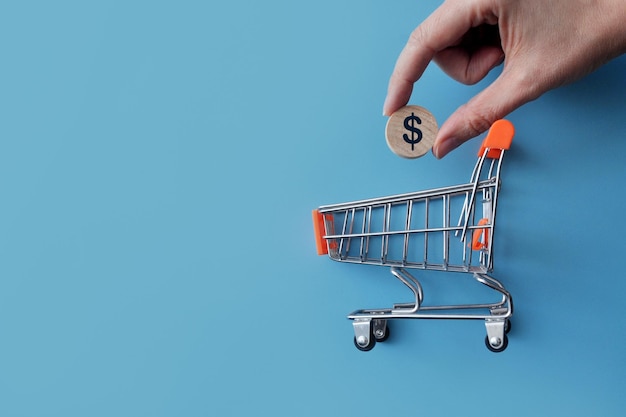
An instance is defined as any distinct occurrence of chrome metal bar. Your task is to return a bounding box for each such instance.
[338,209,349,260]
[346,208,356,255]
[324,223,489,240]
[382,203,391,263]
[318,179,496,213]
[443,194,449,268]
[486,152,506,270]
[424,197,430,265]
[365,206,372,261]
[460,149,489,241]
[403,200,412,265]
[390,267,423,314]
[359,207,366,261]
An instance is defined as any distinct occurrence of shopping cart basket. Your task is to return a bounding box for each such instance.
[313,119,515,352]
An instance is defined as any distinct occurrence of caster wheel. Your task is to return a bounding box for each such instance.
[373,325,390,343]
[485,334,508,353]
[354,335,376,352]
[505,319,512,334]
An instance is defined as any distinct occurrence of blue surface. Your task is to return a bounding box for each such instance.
[1,1,625,415]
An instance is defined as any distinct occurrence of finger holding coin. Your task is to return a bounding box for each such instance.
[385,105,438,158]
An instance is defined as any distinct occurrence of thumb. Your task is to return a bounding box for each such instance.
[433,71,535,158]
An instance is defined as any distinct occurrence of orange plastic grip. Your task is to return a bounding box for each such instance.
[477,119,515,159]
[472,218,490,251]
[313,209,328,255]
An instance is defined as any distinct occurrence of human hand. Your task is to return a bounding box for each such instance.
[383,0,626,158]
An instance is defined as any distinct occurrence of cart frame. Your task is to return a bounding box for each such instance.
[313,120,515,352]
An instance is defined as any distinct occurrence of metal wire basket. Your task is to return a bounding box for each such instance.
[313,120,515,352]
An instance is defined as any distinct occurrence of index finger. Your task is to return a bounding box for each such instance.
[383,0,493,116]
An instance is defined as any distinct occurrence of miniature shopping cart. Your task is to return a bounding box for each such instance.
[313,119,515,352]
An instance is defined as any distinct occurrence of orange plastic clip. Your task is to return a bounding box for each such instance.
[477,119,515,159]
[313,209,329,255]
[472,218,490,251]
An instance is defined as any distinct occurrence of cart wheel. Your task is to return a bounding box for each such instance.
[354,335,376,352]
[373,325,390,343]
[505,319,512,334]
[485,334,508,353]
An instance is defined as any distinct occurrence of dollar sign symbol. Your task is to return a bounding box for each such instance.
[403,112,423,151]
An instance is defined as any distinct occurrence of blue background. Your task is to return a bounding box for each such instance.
[1,1,625,415]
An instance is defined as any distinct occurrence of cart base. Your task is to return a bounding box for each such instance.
[348,267,513,352]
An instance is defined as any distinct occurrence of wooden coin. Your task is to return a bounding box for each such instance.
[385,105,438,158]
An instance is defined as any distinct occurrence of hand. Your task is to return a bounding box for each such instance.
[383,0,626,158]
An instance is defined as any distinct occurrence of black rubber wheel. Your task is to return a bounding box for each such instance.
[485,334,509,353]
[374,325,390,343]
[354,336,376,352]
[505,319,512,334]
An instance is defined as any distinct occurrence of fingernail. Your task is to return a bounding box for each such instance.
[434,137,460,159]
[382,99,390,116]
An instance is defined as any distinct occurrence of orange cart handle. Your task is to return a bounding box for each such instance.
[472,218,490,251]
[477,119,515,159]
[312,209,329,255]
